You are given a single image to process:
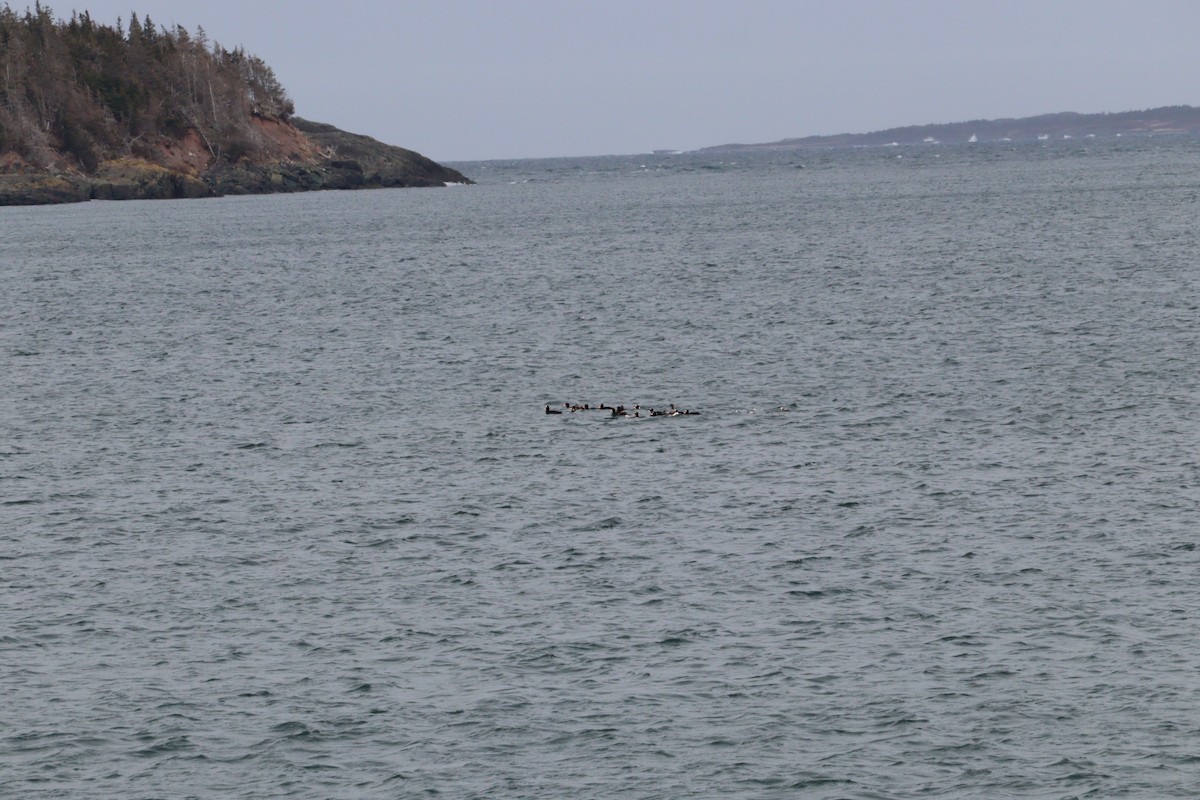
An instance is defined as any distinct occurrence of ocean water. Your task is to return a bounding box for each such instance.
[3,138,1200,798]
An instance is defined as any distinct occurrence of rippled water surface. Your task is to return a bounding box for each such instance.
[4,140,1200,798]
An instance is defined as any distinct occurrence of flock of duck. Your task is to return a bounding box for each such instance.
[545,402,701,418]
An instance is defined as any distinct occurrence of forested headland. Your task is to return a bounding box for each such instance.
[0,5,469,204]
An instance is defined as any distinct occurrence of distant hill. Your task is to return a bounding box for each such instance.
[0,7,469,205]
[700,105,1200,152]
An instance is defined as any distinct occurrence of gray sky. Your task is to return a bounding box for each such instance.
[60,0,1200,161]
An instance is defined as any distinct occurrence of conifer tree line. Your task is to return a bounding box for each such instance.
[0,3,294,171]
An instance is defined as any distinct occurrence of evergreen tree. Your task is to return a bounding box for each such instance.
[0,4,297,170]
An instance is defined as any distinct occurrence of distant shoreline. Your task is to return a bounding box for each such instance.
[699,105,1200,152]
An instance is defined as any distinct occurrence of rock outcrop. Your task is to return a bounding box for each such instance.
[0,117,470,205]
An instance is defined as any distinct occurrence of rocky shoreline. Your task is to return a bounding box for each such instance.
[0,118,470,206]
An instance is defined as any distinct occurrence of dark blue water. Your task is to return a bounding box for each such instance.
[4,139,1200,798]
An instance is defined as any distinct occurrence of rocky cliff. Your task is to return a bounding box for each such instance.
[0,116,471,205]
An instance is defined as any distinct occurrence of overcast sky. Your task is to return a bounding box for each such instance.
[54,0,1200,161]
